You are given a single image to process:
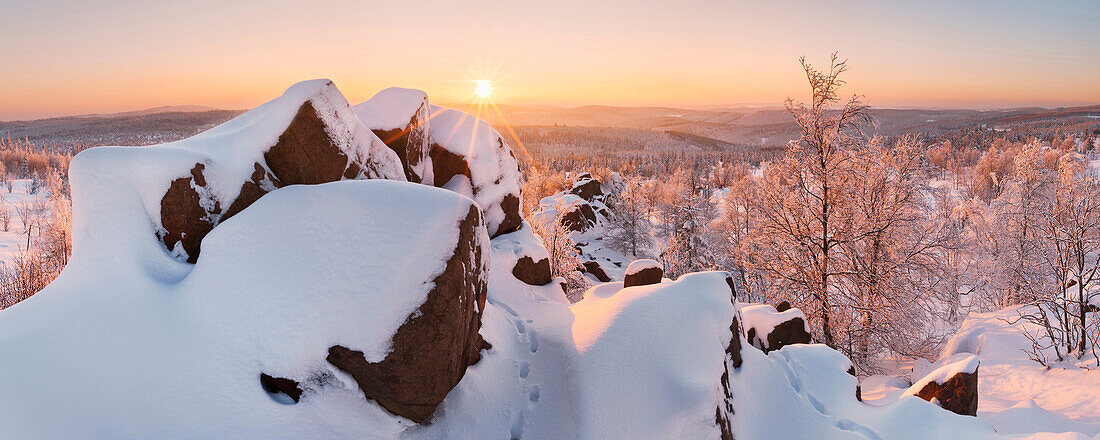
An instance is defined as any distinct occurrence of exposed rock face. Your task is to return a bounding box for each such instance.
[745,317,812,353]
[623,259,664,287]
[353,88,434,184]
[581,261,611,282]
[160,163,217,263]
[429,144,472,189]
[264,101,363,185]
[914,369,979,416]
[717,274,741,440]
[571,177,603,202]
[560,202,597,232]
[259,373,303,403]
[426,106,523,238]
[513,255,552,286]
[326,205,489,423]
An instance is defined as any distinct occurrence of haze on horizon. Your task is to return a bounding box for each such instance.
[1,0,1098,121]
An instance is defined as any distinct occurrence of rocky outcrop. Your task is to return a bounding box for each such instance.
[353,88,434,184]
[623,259,663,287]
[513,255,552,286]
[581,260,611,282]
[571,176,603,202]
[426,106,523,238]
[157,80,405,262]
[716,274,741,440]
[560,201,597,232]
[326,205,489,423]
[914,369,978,416]
[906,355,979,417]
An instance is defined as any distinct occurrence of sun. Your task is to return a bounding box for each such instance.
[474,80,493,99]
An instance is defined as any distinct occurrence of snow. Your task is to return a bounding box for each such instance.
[0,180,52,263]
[76,79,404,261]
[0,179,508,437]
[903,353,978,396]
[353,87,429,131]
[860,305,1100,438]
[428,104,521,235]
[624,258,662,276]
[569,271,733,439]
[739,303,811,349]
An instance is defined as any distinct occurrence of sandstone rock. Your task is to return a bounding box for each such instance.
[326,205,488,423]
[259,373,303,404]
[353,88,434,184]
[427,106,523,238]
[560,202,597,232]
[623,259,663,287]
[154,80,405,262]
[513,255,552,286]
[741,304,812,353]
[914,369,978,416]
[571,177,603,202]
[906,354,979,417]
[581,261,611,282]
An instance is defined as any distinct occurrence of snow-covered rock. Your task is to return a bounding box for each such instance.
[569,271,736,439]
[739,303,813,353]
[903,353,979,416]
[141,79,406,262]
[0,180,491,436]
[353,87,433,184]
[427,105,523,238]
[623,259,663,287]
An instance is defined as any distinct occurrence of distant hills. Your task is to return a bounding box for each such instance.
[3,103,1097,150]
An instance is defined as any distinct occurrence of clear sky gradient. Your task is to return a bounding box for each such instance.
[1,0,1098,120]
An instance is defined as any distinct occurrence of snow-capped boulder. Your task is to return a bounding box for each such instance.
[571,175,604,202]
[532,194,597,232]
[0,180,493,436]
[353,87,433,184]
[157,79,405,262]
[581,260,611,282]
[569,272,736,439]
[623,259,663,287]
[904,354,979,416]
[427,105,523,238]
[740,303,812,353]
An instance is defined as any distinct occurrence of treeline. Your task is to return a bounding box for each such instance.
[521,56,1100,373]
[0,137,76,309]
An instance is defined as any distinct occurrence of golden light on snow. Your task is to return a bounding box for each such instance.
[474,80,493,99]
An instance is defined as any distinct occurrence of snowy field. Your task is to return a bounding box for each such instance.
[0,179,52,263]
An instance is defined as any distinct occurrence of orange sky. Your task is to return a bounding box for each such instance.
[1,0,1098,120]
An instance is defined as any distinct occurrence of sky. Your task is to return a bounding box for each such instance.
[1,0,1098,120]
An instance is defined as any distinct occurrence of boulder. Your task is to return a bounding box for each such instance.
[623,259,663,287]
[905,354,979,416]
[157,80,405,262]
[581,260,611,282]
[512,255,552,286]
[560,201,598,232]
[426,105,523,238]
[326,204,489,423]
[353,88,434,184]
[571,177,604,202]
[740,304,812,353]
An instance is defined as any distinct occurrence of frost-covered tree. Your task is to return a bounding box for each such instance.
[605,177,652,257]
[740,53,870,348]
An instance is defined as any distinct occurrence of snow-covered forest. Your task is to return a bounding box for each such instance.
[522,56,1100,376]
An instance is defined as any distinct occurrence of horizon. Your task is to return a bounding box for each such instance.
[2,0,1099,120]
